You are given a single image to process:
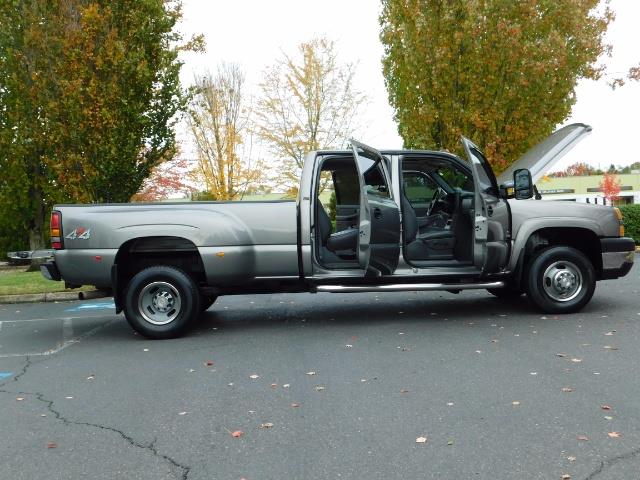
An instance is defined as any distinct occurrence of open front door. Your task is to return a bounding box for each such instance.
[461,137,510,273]
[350,140,401,276]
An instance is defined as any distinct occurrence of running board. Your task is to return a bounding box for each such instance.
[315,281,504,293]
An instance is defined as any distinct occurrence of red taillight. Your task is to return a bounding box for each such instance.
[51,211,62,249]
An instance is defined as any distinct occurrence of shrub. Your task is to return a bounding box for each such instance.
[619,204,640,244]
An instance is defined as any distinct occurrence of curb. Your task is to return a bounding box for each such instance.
[0,290,107,305]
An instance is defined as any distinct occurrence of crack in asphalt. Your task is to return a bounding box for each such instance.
[4,389,191,480]
[0,355,32,388]
[0,348,191,478]
[584,446,640,479]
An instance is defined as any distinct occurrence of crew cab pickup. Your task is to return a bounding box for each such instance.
[41,124,636,339]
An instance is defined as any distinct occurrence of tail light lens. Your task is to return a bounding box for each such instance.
[51,211,63,249]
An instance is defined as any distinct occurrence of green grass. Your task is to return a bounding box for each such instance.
[0,269,92,295]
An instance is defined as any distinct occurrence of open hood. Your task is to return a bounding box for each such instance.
[497,123,592,185]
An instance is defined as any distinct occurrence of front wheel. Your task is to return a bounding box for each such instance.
[123,266,201,339]
[525,246,596,314]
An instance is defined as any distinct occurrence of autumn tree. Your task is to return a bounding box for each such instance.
[255,37,365,194]
[600,172,621,205]
[188,64,262,200]
[131,158,196,201]
[0,0,201,252]
[380,0,613,173]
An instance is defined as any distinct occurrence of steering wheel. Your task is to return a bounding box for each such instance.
[426,188,440,216]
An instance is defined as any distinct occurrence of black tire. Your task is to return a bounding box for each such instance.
[487,286,524,299]
[200,295,218,313]
[525,246,596,314]
[123,265,201,339]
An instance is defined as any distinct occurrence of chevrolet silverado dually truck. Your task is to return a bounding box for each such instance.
[41,124,636,339]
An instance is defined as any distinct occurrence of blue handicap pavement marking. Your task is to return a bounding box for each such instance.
[65,300,115,312]
[0,372,14,380]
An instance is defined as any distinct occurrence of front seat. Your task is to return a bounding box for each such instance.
[402,194,455,261]
[317,205,358,253]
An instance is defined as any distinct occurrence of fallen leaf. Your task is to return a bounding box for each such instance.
[561,474,571,479]
[345,344,353,348]
[205,360,214,366]
[306,371,316,376]
[608,431,621,438]
[282,384,290,388]
[415,436,427,443]
[314,385,325,391]
[447,402,454,406]
[567,456,576,462]
[601,405,612,411]
[400,389,409,394]
[562,387,574,393]
[270,383,278,389]
[86,375,95,380]
[571,358,582,363]
[178,411,188,416]
[65,396,73,400]
[231,430,243,438]
[189,369,196,373]
[447,440,454,445]
[512,401,521,406]
[259,422,274,429]
[249,374,259,379]
[530,372,538,375]
[16,397,24,401]
[605,332,614,336]
[604,416,613,420]
[556,353,567,358]
[577,435,589,441]
[290,403,300,408]
[143,348,149,352]
[603,346,618,351]
[47,442,57,449]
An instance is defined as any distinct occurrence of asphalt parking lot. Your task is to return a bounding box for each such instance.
[1,264,640,480]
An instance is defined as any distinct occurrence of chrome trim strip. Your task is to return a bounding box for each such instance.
[316,281,504,293]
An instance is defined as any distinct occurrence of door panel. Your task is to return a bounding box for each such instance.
[461,137,510,273]
[351,140,401,275]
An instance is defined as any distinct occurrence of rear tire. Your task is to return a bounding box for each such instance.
[123,266,201,339]
[525,246,596,314]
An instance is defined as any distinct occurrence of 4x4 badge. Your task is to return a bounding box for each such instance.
[65,228,91,240]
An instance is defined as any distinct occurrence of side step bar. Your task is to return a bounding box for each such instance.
[315,281,504,293]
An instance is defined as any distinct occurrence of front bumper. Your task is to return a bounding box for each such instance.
[40,261,62,281]
[600,237,635,280]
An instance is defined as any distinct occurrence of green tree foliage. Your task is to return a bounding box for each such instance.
[0,0,201,251]
[380,0,613,173]
[618,205,640,245]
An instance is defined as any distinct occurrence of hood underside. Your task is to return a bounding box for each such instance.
[497,123,592,185]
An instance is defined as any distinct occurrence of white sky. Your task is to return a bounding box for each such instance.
[178,0,640,170]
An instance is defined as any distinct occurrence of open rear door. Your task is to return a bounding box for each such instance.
[350,140,401,276]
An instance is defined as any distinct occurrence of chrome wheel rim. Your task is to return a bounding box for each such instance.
[542,261,583,302]
[138,281,182,325]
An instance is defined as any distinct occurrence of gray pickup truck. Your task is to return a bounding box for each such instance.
[41,124,635,338]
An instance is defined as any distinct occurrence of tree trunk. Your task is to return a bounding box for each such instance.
[27,186,46,272]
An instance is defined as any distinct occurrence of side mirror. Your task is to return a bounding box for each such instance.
[514,169,533,200]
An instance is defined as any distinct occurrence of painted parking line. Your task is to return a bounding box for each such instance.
[0,318,117,358]
[65,301,115,312]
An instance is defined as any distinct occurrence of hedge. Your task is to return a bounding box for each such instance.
[619,204,640,245]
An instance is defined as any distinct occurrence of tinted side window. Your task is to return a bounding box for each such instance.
[363,164,390,198]
[403,172,436,206]
[436,165,473,191]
